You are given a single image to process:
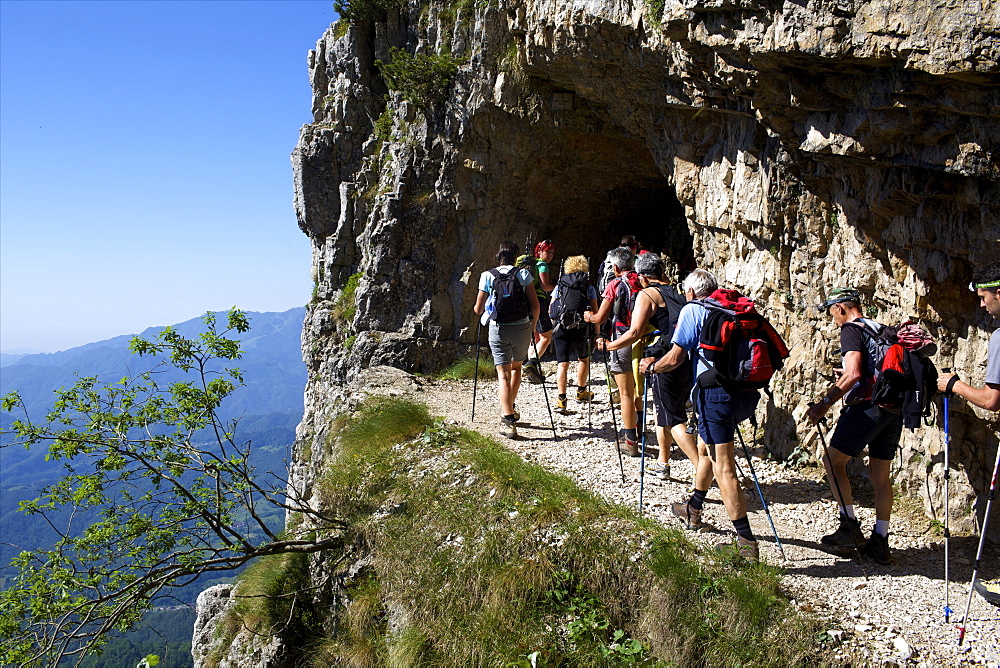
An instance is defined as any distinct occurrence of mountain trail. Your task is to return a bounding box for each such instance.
[402,369,1000,666]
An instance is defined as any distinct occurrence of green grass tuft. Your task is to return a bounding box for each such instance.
[438,355,496,381]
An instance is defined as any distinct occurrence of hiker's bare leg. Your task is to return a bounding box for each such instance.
[497,363,516,415]
[556,361,570,396]
[823,446,854,508]
[614,371,637,429]
[693,438,715,491]
[870,457,893,522]
[709,441,745,521]
[576,359,589,388]
[672,423,700,469]
[656,426,671,464]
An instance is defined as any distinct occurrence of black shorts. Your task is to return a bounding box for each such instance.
[830,402,903,461]
[537,296,553,334]
[651,362,692,428]
[552,326,590,362]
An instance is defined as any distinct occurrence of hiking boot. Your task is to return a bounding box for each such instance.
[576,388,594,403]
[648,461,670,480]
[820,516,866,549]
[610,388,620,404]
[523,360,544,384]
[556,395,568,411]
[618,433,639,457]
[512,405,520,422]
[499,416,517,438]
[671,501,703,530]
[863,530,890,565]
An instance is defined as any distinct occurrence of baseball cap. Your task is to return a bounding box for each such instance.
[818,287,861,311]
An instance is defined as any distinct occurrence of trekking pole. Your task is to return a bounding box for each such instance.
[957,439,1000,645]
[942,367,953,624]
[602,347,626,484]
[735,423,786,560]
[587,335,593,431]
[531,336,559,442]
[471,318,483,422]
[811,406,869,581]
[638,369,652,513]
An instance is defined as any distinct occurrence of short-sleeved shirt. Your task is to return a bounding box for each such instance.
[670,302,711,379]
[840,318,882,404]
[478,265,534,326]
[534,259,552,299]
[987,328,1000,386]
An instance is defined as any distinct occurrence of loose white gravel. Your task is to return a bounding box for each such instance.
[410,372,999,667]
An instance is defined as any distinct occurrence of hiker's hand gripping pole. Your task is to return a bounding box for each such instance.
[810,404,869,581]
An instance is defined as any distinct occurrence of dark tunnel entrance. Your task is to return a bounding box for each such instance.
[488,129,694,283]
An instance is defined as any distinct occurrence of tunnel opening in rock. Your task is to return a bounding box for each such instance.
[483,128,693,280]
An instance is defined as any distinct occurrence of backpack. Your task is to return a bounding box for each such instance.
[489,268,530,324]
[549,271,590,331]
[695,289,790,391]
[610,271,643,330]
[596,253,613,294]
[845,320,938,429]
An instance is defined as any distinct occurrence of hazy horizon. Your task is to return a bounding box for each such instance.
[1,1,337,353]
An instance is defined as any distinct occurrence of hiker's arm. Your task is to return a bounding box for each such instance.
[526,286,540,327]
[937,373,1000,411]
[806,350,863,424]
[641,343,687,374]
[605,292,653,352]
[589,298,600,340]
[473,290,487,315]
[586,299,612,328]
[538,268,555,293]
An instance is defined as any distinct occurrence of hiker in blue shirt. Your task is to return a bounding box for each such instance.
[639,268,761,561]
[474,241,540,439]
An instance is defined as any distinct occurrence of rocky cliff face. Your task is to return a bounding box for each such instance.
[291,0,998,557]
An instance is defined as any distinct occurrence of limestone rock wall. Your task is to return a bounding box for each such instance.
[292,0,999,541]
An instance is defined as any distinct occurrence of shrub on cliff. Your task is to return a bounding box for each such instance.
[376,47,460,110]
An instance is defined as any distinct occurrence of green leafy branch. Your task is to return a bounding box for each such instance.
[0,309,345,667]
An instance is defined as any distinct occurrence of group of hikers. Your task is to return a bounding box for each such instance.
[472,234,1000,582]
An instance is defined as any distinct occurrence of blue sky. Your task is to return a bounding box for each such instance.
[1,0,337,352]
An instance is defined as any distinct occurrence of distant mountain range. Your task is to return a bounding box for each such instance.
[0,307,308,597]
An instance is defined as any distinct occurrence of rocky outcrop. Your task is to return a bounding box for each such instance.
[294,0,998,548]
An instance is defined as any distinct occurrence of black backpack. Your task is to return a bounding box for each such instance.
[489,268,530,323]
[847,321,938,429]
[549,272,590,330]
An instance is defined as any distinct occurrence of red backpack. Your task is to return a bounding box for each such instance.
[695,289,790,391]
[610,271,643,330]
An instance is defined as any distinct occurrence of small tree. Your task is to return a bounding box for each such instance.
[0,309,342,666]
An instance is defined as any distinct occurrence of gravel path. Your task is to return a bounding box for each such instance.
[407,370,999,666]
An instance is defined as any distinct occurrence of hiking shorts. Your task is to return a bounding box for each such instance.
[830,402,903,461]
[536,296,553,334]
[693,385,760,446]
[607,344,633,375]
[488,321,532,367]
[651,363,692,428]
[552,326,590,362]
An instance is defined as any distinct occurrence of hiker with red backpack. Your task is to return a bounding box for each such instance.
[586,247,643,456]
[473,241,541,439]
[602,253,699,480]
[548,255,600,411]
[805,288,908,565]
[640,269,789,561]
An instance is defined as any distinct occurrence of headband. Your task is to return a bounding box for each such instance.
[970,279,1000,291]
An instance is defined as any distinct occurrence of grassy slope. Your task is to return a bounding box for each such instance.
[219,397,828,667]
